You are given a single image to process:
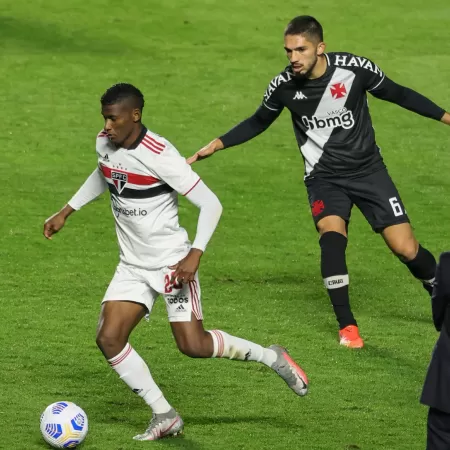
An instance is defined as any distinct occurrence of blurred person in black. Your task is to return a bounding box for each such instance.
[421,252,450,449]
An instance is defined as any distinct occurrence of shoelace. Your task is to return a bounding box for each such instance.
[145,414,165,433]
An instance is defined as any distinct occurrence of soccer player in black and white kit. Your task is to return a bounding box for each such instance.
[43,84,308,440]
[188,16,450,348]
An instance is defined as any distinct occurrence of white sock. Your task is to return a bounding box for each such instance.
[108,343,172,414]
[207,330,277,367]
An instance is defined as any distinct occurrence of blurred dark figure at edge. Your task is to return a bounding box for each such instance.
[421,252,450,449]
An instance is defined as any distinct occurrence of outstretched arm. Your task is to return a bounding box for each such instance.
[187,106,282,164]
[369,77,448,122]
[219,105,282,148]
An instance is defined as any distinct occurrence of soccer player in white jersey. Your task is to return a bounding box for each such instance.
[43,84,308,441]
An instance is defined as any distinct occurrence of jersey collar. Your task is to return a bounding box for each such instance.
[128,124,148,150]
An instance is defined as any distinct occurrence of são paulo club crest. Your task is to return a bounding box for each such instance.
[111,171,128,194]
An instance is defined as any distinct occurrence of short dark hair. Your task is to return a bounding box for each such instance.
[284,16,323,42]
[101,83,145,110]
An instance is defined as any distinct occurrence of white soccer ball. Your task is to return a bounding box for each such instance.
[40,401,88,448]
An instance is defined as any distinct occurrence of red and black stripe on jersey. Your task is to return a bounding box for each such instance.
[99,164,173,198]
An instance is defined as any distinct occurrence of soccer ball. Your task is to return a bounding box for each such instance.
[40,401,88,448]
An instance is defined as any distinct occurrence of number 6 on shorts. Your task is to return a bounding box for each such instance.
[389,197,404,217]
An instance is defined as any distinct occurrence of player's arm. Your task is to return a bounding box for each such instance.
[43,168,108,239]
[150,145,223,282]
[368,76,447,122]
[187,76,285,165]
[187,106,281,164]
[219,105,282,148]
[169,180,223,283]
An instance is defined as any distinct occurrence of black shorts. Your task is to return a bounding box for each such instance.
[305,168,410,233]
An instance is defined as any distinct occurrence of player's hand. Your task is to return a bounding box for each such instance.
[43,205,75,240]
[43,212,66,240]
[186,138,224,165]
[169,248,203,284]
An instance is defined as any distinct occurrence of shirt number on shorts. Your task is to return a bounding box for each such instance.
[164,273,182,294]
[389,197,404,217]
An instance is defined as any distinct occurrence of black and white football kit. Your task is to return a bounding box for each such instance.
[219,52,445,232]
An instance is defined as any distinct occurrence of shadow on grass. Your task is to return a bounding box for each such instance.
[0,16,131,55]
[183,414,303,430]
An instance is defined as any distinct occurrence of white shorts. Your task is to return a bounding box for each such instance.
[102,263,203,322]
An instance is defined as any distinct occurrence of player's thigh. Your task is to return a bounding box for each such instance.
[381,222,418,260]
[151,267,207,354]
[157,268,203,324]
[305,177,352,233]
[169,313,210,356]
[350,169,409,233]
[98,301,147,338]
[100,263,157,336]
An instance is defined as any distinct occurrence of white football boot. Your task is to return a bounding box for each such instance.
[133,408,184,441]
[269,345,308,396]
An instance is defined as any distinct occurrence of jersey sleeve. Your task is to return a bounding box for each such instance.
[68,131,110,209]
[185,180,223,251]
[262,77,285,112]
[68,168,108,210]
[369,77,445,121]
[148,141,201,196]
[219,105,281,149]
[357,57,386,92]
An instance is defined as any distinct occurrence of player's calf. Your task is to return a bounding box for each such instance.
[382,224,436,293]
[171,321,308,396]
[401,244,437,294]
[319,231,357,328]
[175,330,215,358]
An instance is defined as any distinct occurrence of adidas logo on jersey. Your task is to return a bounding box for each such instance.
[293,91,307,100]
[175,304,186,312]
[301,110,355,131]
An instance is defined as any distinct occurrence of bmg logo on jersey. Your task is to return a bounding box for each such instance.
[301,110,355,131]
[111,171,128,194]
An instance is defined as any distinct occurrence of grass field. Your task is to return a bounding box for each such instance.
[1,0,450,449]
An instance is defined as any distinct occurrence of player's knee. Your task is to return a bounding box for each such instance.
[391,238,419,262]
[317,218,347,237]
[96,329,127,355]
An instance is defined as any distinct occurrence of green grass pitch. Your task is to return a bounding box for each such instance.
[1,0,450,448]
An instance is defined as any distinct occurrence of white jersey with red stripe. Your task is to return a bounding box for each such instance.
[96,126,200,270]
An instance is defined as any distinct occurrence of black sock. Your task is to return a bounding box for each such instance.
[319,231,356,329]
[403,245,437,294]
